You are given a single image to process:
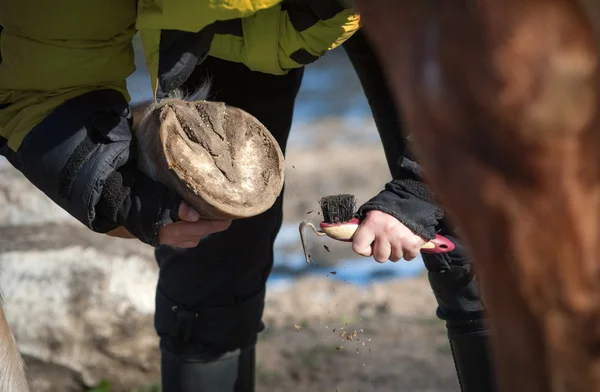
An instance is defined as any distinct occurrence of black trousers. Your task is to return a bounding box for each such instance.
[156,30,495,392]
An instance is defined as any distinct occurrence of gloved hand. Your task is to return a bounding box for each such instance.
[354,155,445,262]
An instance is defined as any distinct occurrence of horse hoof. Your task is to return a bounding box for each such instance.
[135,98,285,220]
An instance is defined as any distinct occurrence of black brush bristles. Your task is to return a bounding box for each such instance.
[319,194,357,224]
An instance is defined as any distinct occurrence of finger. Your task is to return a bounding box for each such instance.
[352,226,376,257]
[372,238,391,263]
[158,220,185,245]
[389,246,404,262]
[217,220,233,231]
[172,240,201,249]
[203,220,233,234]
[158,220,231,246]
[404,238,427,261]
[178,202,201,222]
[402,248,418,261]
[175,220,232,240]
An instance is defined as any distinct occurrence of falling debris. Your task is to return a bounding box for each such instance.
[324,245,331,252]
[339,329,359,341]
[336,346,343,351]
[293,324,302,332]
[292,165,296,169]
[330,271,337,275]
[307,210,313,214]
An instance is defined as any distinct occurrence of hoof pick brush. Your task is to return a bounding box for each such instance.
[299,194,455,264]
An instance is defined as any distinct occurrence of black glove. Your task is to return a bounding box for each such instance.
[1,89,182,246]
[356,155,444,240]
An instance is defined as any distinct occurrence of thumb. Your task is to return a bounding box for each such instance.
[352,224,375,257]
[178,201,201,222]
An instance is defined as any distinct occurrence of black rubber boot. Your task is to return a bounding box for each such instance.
[419,229,498,392]
[161,345,256,392]
[447,321,497,392]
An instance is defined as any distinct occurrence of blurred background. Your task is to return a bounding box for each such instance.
[0,34,458,392]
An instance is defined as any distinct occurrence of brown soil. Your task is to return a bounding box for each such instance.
[257,275,460,392]
[255,311,459,392]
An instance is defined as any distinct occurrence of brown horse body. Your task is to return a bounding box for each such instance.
[358,0,600,390]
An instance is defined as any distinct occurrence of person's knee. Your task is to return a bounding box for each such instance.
[422,235,487,326]
[154,193,284,301]
[154,285,266,360]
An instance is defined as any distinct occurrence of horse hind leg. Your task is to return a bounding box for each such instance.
[358,0,600,391]
[0,300,30,392]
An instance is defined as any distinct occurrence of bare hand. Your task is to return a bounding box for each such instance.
[352,210,426,263]
[158,202,232,248]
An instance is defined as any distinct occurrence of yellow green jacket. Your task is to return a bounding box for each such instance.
[0,0,359,244]
[0,0,360,152]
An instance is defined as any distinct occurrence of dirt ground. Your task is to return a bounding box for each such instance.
[255,316,458,392]
[257,275,460,392]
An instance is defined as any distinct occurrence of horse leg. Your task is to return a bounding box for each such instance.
[357,0,600,391]
[0,301,30,392]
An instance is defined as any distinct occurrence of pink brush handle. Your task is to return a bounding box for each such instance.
[319,219,455,253]
[424,234,455,254]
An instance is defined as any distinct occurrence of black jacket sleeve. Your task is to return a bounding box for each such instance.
[356,155,444,240]
[1,89,182,246]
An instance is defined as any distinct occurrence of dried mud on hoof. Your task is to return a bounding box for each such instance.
[135,98,285,220]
